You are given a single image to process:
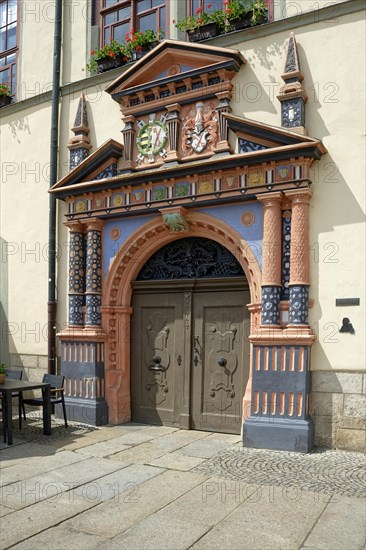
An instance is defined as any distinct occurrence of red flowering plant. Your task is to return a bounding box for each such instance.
[223,0,267,28]
[0,82,12,97]
[174,4,225,33]
[125,28,164,52]
[87,40,131,73]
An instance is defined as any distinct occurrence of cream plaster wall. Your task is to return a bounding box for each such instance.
[1,103,52,357]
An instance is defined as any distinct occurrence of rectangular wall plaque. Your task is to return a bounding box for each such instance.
[336,298,360,307]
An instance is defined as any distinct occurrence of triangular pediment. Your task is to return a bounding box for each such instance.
[51,139,123,191]
[105,39,245,103]
[225,113,326,151]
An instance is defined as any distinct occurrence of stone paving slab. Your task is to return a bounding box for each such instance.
[108,440,168,467]
[12,525,110,550]
[0,492,97,548]
[1,456,122,509]
[0,442,58,467]
[0,504,16,517]
[300,495,366,549]
[146,450,206,471]
[151,476,259,527]
[176,436,241,458]
[0,449,86,486]
[99,515,210,550]
[191,484,328,550]
[64,469,207,539]
[72,463,165,503]
[74,440,132,458]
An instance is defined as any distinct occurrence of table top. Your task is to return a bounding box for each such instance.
[0,379,50,392]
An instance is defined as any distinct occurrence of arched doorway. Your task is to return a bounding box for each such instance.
[102,211,262,426]
[130,237,250,434]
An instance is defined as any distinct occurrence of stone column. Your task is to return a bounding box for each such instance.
[285,189,312,325]
[257,192,283,326]
[121,115,136,170]
[84,219,103,327]
[165,103,181,162]
[214,91,232,153]
[65,221,85,327]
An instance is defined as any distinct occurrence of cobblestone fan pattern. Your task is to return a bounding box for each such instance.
[11,413,98,443]
[194,445,366,498]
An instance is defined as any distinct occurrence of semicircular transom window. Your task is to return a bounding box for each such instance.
[137,237,245,281]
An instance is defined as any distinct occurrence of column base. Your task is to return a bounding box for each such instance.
[57,397,108,426]
[243,416,314,453]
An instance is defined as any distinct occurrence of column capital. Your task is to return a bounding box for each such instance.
[256,191,284,207]
[284,188,312,205]
[166,102,181,112]
[83,218,104,232]
[64,220,85,232]
[121,115,136,124]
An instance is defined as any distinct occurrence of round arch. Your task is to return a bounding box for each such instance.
[102,211,262,424]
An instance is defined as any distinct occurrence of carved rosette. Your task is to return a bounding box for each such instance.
[85,220,103,326]
[66,221,85,326]
[286,189,312,325]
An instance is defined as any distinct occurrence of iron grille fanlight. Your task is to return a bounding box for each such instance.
[137,237,244,281]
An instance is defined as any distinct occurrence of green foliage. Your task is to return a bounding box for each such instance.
[0,83,11,97]
[0,363,7,374]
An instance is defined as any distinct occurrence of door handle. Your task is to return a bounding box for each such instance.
[194,336,200,354]
[177,355,182,366]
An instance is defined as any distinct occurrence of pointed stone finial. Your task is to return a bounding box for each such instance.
[67,93,92,170]
[277,32,308,135]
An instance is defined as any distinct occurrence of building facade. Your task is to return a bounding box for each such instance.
[1,0,365,452]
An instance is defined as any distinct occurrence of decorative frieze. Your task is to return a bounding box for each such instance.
[65,160,310,220]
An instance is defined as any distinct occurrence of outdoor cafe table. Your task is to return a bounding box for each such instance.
[0,379,51,445]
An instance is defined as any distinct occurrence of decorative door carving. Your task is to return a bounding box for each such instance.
[131,292,184,426]
[131,284,249,434]
[191,290,249,433]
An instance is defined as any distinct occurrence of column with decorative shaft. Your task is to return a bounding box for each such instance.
[257,192,283,326]
[285,189,312,325]
[85,219,103,327]
[66,221,85,327]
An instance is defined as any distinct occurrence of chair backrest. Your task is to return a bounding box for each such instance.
[42,374,65,390]
[6,369,23,380]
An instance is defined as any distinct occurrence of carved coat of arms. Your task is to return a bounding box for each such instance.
[182,102,219,156]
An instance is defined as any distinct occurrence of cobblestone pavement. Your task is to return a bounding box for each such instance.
[194,445,366,498]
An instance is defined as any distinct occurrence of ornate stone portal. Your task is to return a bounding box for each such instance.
[51,37,327,450]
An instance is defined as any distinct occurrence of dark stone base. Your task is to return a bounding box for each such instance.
[243,416,314,453]
[56,397,108,426]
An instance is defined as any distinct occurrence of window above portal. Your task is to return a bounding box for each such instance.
[95,0,166,45]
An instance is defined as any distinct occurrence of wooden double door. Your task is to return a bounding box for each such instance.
[131,279,250,434]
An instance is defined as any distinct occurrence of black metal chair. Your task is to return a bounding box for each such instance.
[5,369,26,429]
[21,374,68,428]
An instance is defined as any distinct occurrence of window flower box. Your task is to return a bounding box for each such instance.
[187,22,221,42]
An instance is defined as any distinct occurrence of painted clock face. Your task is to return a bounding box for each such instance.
[136,120,168,157]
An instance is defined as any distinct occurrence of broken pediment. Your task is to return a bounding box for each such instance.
[52,139,123,192]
